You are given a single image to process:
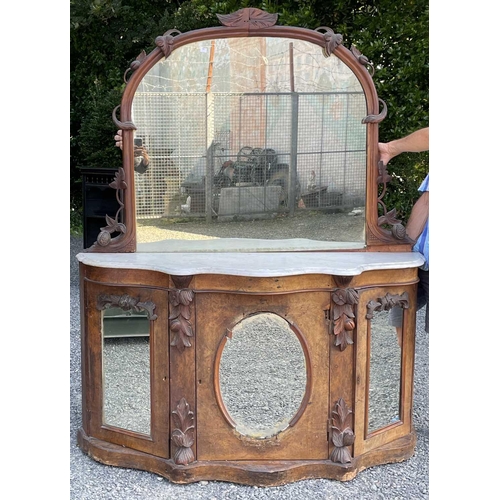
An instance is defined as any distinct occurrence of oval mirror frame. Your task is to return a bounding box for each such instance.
[86,7,413,253]
[214,312,312,438]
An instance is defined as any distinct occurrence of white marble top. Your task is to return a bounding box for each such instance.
[76,251,424,277]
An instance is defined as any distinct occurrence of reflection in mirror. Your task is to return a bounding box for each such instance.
[219,313,307,438]
[101,307,151,435]
[131,37,367,251]
[368,309,402,433]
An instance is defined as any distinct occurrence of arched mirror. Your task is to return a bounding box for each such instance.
[131,36,367,252]
[92,8,408,254]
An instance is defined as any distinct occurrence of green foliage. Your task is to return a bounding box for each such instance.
[70,0,428,231]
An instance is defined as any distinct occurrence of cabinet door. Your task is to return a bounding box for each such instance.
[195,290,331,461]
[83,281,169,457]
[353,284,417,456]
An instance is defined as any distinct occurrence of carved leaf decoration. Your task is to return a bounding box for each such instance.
[155,29,181,58]
[316,27,344,56]
[217,8,278,28]
[331,428,345,448]
[376,161,392,185]
[171,399,195,465]
[332,289,347,306]
[345,288,359,305]
[172,398,194,429]
[330,398,354,464]
[130,50,147,71]
[179,289,194,305]
[97,294,157,320]
[378,208,401,226]
[350,44,374,75]
[109,167,128,190]
[174,445,195,466]
[171,428,195,449]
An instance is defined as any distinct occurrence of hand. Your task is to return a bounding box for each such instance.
[114,129,123,149]
[378,142,393,166]
[134,146,150,165]
[114,130,149,165]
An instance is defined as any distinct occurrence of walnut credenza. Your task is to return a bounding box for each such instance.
[77,251,424,486]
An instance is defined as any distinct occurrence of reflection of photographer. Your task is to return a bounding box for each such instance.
[114,130,149,173]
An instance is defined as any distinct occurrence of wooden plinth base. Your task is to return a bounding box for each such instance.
[77,428,416,486]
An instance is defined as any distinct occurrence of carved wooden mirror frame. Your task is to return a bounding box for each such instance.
[85,7,412,254]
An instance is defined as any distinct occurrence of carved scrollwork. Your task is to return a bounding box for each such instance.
[96,293,158,320]
[330,398,355,464]
[366,292,410,320]
[169,276,194,351]
[155,29,182,59]
[375,160,407,240]
[329,278,359,351]
[172,398,195,465]
[217,8,278,29]
[315,26,344,57]
[95,168,128,247]
[362,98,387,124]
[123,50,147,83]
[111,105,137,131]
[350,44,375,75]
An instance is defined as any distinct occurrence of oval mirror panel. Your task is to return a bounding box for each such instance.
[218,312,307,439]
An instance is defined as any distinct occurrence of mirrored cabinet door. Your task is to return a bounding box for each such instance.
[85,282,170,458]
[354,285,417,456]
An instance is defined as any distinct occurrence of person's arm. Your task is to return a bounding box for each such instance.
[378,127,429,165]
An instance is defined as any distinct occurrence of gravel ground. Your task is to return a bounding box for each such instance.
[70,234,429,499]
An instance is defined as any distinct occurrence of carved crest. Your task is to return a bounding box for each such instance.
[217,8,278,29]
[96,293,157,320]
[366,292,410,320]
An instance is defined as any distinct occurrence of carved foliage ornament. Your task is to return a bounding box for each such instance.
[155,29,182,59]
[315,26,344,57]
[217,8,278,29]
[330,398,355,464]
[172,398,195,465]
[330,279,359,351]
[366,292,410,320]
[96,293,158,320]
[92,168,128,247]
[376,160,407,240]
[169,276,194,351]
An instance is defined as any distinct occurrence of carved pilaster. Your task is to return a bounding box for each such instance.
[96,293,157,320]
[330,398,355,464]
[366,292,409,320]
[330,276,358,351]
[169,276,194,351]
[171,398,195,465]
